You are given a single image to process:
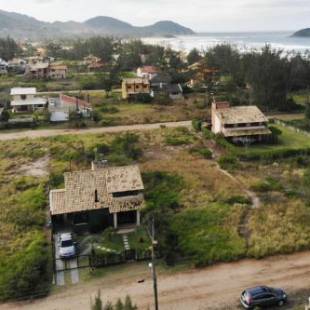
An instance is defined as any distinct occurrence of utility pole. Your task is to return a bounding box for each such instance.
[148,217,159,310]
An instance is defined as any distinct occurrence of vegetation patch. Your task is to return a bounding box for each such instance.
[248,201,310,258]
[164,127,195,146]
[171,204,247,266]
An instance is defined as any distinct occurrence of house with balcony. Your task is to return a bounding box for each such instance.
[122,78,151,100]
[211,101,271,143]
[48,64,68,79]
[10,87,47,113]
[49,162,145,232]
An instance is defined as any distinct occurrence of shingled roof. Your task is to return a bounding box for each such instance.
[50,165,144,216]
[215,106,268,125]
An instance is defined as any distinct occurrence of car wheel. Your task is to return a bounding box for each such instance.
[278,300,284,307]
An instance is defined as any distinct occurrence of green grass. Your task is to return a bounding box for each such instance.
[94,229,124,255]
[127,227,151,253]
[171,204,247,266]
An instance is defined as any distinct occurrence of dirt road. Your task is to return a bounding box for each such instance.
[3,251,310,310]
[0,121,192,141]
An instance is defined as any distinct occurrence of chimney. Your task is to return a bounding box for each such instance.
[91,160,108,171]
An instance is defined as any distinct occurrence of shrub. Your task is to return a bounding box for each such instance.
[225,195,251,205]
[143,172,184,262]
[250,177,283,192]
[136,93,153,104]
[192,119,203,132]
[189,146,213,159]
[218,155,239,170]
[248,202,310,258]
[171,205,246,266]
[99,105,120,114]
[165,127,194,146]
[0,232,52,301]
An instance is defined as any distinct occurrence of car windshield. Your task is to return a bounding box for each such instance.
[61,240,73,247]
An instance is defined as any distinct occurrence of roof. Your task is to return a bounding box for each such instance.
[150,72,172,84]
[10,87,37,96]
[28,62,49,70]
[138,66,159,74]
[123,78,150,85]
[11,97,46,107]
[50,164,144,216]
[49,64,68,70]
[215,106,268,125]
[106,166,144,193]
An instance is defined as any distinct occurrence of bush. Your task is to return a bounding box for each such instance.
[171,205,246,266]
[189,146,213,159]
[218,155,239,170]
[165,127,194,146]
[143,172,184,262]
[192,119,202,132]
[250,177,283,192]
[0,232,52,301]
[99,105,120,114]
[135,93,153,104]
[225,195,251,205]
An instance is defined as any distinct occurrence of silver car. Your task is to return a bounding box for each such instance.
[59,233,76,259]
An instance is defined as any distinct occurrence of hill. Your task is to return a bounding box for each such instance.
[292,28,310,37]
[0,10,195,40]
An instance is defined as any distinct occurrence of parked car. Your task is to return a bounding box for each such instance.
[240,286,287,309]
[59,233,77,259]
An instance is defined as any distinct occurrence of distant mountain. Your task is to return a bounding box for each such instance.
[292,28,310,37]
[0,10,195,40]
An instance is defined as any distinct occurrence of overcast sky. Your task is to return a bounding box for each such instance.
[0,0,309,32]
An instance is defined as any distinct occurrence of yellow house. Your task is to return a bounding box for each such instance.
[122,78,151,100]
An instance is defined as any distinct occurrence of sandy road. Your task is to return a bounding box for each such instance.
[3,251,310,310]
[0,121,192,141]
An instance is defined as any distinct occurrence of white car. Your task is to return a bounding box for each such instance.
[59,233,76,259]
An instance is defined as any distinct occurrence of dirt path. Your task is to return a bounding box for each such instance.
[0,121,192,141]
[3,251,310,310]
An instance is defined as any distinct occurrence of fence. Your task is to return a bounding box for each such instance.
[89,250,152,268]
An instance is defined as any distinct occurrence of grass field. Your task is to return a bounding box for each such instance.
[2,123,310,297]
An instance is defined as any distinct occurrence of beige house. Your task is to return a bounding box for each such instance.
[25,62,68,79]
[48,64,68,79]
[49,162,145,230]
[122,78,151,100]
[211,101,271,142]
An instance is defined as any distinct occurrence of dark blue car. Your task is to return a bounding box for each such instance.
[240,286,287,309]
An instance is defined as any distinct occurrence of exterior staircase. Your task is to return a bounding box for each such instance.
[122,234,130,251]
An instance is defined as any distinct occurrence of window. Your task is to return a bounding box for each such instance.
[112,190,140,198]
[21,94,27,100]
[95,189,99,202]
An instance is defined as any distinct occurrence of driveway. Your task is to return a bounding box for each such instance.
[54,233,79,287]
[0,121,192,141]
[3,251,310,310]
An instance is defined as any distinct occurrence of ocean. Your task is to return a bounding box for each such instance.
[142,32,310,54]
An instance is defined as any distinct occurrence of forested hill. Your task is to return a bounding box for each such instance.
[292,28,310,37]
[0,10,195,40]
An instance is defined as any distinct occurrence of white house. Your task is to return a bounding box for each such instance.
[10,88,46,113]
[0,58,8,74]
[137,66,160,80]
[211,101,271,143]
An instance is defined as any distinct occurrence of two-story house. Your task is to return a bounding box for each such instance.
[211,101,271,143]
[122,78,151,100]
[10,88,47,112]
[49,162,145,231]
